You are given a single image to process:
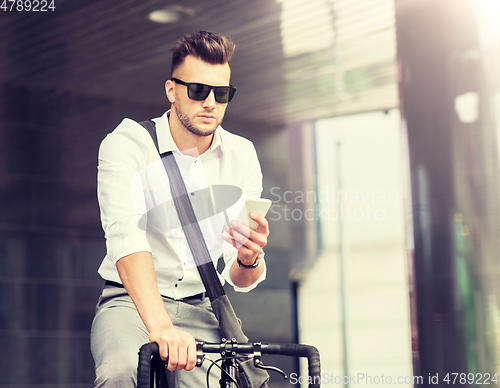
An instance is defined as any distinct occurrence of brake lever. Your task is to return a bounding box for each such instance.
[254,359,287,380]
[253,342,287,380]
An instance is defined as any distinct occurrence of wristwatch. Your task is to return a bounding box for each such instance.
[237,250,264,269]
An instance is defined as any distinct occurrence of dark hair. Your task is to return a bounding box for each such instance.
[171,31,235,76]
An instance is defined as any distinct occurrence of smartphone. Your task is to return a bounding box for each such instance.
[234,198,272,230]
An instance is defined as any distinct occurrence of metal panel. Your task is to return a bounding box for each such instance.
[0,0,397,129]
[396,0,500,378]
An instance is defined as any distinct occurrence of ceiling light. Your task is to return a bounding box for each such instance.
[148,6,195,24]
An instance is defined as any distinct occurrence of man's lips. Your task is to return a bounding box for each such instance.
[198,114,216,120]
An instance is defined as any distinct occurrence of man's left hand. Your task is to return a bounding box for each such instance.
[222,212,269,266]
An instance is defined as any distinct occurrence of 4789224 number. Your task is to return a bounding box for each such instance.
[443,373,498,385]
[1,0,55,11]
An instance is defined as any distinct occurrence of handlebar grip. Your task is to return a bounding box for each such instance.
[265,344,321,388]
[137,342,160,388]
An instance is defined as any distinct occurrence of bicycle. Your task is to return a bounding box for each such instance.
[137,338,321,388]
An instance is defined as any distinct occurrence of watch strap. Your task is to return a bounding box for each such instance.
[237,250,264,269]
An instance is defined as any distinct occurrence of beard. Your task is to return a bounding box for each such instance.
[174,100,223,137]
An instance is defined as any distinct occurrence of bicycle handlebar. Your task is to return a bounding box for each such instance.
[138,341,321,388]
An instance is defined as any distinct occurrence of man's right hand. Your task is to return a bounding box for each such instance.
[149,325,197,371]
[116,252,197,372]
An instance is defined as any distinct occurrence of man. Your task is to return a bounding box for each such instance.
[91,31,269,387]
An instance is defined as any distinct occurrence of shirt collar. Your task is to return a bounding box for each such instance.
[152,110,224,155]
[210,126,224,152]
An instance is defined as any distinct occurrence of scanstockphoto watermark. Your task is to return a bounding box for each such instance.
[268,186,399,223]
[289,372,423,386]
[270,186,400,205]
[290,372,499,386]
[269,204,387,223]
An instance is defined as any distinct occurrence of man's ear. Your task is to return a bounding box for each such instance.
[165,79,175,103]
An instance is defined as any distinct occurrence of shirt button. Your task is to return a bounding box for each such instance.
[175,284,178,288]
[190,192,195,196]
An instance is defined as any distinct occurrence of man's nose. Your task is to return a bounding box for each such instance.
[202,89,217,108]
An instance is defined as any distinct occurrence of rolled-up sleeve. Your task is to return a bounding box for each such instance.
[221,250,267,292]
[97,129,152,264]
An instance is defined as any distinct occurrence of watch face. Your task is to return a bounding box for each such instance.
[252,251,263,267]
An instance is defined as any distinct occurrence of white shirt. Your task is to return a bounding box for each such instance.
[97,111,266,299]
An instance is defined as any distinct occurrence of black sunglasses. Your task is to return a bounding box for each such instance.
[172,78,237,104]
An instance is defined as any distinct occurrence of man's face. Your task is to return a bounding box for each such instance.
[168,55,231,137]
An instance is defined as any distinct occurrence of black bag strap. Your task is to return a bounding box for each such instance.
[139,120,225,302]
[139,120,159,151]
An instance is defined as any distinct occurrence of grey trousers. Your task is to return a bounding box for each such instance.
[90,285,221,388]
